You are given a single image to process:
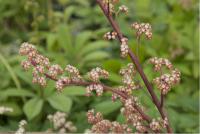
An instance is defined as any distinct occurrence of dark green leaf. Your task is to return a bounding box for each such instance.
[47,93,72,112]
[23,97,44,120]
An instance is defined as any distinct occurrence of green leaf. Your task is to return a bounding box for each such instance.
[62,86,86,96]
[15,66,35,88]
[94,100,122,115]
[103,59,122,73]
[47,93,72,112]
[64,6,75,21]
[108,73,121,83]
[175,63,191,76]
[79,41,109,57]
[1,88,35,98]
[43,81,56,98]
[75,31,92,51]
[47,33,57,51]
[57,25,72,52]
[0,53,21,90]
[116,113,126,123]
[83,51,110,62]
[23,97,44,120]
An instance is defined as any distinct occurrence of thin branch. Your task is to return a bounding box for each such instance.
[160,92,164,108]
[160,69,164,108]
[96,0,172,133]
[30,60,151,123]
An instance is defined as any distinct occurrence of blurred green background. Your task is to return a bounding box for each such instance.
[0,0,199,133]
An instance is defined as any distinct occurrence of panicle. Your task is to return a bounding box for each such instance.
[149,57,173,71]
[153,69,181,94]
[149,57,181,94]
[131,22,152,39]
[87,109,132,133]
[88,67,109,82]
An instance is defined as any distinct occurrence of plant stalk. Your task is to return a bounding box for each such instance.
[96,0,172,133]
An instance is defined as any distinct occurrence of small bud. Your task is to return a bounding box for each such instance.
[86,84,104,96]
[38,76,47,87]
[119,5,129,14]
[104,31,117,40]
[21,60,31,71]
[56,77,71,92]
[120,38,129,58]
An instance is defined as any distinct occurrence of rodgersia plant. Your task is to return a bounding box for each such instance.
[19,0,181,133]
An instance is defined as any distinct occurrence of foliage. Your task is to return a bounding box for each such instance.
[0,0,198,133]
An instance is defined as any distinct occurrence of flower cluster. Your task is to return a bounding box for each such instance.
[119,5,129,14]
[21,60,32,71]
[55,65,82,92]
[112,63,138,101]
[150,118,168,131]
[15,120,27,134]
[86,84,104,96]
[150,119,161,131]
[88,67,109,82]
[120,97,146,133]
[0,106,13,115]
[19,42,36,56]
[32,65,47,86]
[87,109,132,133]
[120,64,137,91]
[120,38,129,58]
[56,77,71,92]
[48,64,63,79]
[149,57,181,94]
[65,65,82,82]
[48,111,77,133]
[19,42,50,87]
[149,57,173,71]
[86,67,109,96]
[153,69,181,94]
[104,31,117,40]
[131,22,152,39]
[19,43,84,90]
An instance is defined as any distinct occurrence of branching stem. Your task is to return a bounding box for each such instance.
[96,0,172,133]
[30,60,151,123]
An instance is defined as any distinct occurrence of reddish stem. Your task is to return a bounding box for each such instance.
[160,92,164,108]
[96,0,172,133]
